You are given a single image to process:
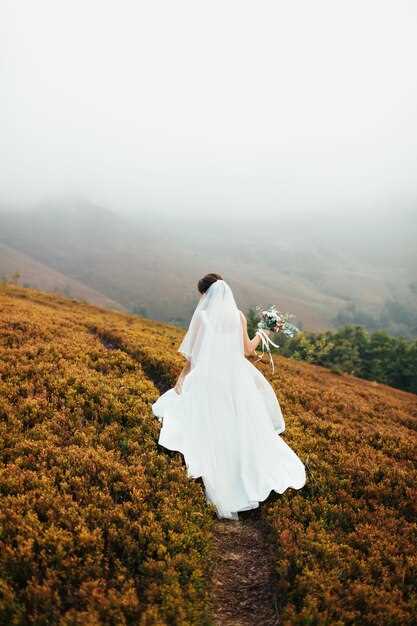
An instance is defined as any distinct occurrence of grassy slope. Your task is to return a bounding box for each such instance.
[0,286,213,625]
[0,286,416,625]
[261,354,417,625]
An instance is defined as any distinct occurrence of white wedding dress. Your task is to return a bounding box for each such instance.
[151,279,306,520]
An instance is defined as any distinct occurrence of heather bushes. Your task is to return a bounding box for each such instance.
[259,357,417,625]
[1,285,416,625]
[0,287,214,625]
[86,321,184,394]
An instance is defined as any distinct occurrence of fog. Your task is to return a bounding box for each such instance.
[1,0,417,218]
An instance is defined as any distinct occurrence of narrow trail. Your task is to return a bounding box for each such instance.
[210,510,280,626]
[94,328,280,625]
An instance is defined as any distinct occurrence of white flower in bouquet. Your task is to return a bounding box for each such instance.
[256,305,299,336]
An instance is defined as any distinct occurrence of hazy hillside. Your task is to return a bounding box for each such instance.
[0,243,124,310]
[0,285,416,624]
[0,200,416,336]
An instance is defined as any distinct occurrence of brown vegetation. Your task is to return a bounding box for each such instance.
[0,286,213,625]
[0,285,416,625]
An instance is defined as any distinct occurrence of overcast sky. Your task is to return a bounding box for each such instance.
[1,0,417,217]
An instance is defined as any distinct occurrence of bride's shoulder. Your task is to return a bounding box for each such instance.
[238,309,247,324]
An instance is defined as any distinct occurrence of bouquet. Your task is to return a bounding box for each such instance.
[254,305,300,373]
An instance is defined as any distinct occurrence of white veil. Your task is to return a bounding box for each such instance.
[178,279,243,372]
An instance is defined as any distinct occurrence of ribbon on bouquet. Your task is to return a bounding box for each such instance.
[255,329,280,373]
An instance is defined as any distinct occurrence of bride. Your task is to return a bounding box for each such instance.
[152,273,306,520]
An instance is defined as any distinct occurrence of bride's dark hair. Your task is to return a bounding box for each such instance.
[198,273,223,294]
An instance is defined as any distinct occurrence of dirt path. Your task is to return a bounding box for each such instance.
[210,509,280,626]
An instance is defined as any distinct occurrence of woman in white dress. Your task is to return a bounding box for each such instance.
[152,274,306,520]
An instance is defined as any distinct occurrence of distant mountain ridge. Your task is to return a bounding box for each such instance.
[0,200,416,334]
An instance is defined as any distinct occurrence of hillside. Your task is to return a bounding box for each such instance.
[0,244,125,311]
[1,201,416,334]
[0,286,416,625]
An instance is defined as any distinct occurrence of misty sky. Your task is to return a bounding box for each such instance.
[1,0,417,217]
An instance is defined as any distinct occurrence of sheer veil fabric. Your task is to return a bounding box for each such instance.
[151,279,306,520]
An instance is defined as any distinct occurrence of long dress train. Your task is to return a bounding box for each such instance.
[152,346,306,520]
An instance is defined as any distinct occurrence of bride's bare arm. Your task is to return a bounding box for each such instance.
[239,310,269,357]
